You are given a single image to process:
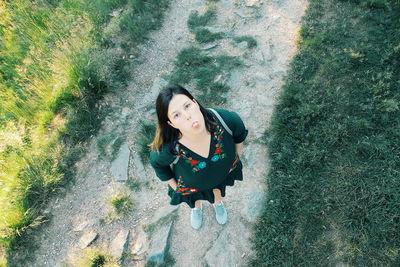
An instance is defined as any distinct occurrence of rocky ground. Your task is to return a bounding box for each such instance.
[12,0,307,266]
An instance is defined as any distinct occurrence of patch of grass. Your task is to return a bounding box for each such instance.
[168,47,242,106]
[187,7,217,32]
[75,248,120,267]
[195,28,224,43]
[119,0,170,46]
[233,36,258,49]
[110,193,134,216]
[137,120,156,165]
[250,0,400,266]
[126,178,141,191]
[1,0,172,264]
[145,251,175,267]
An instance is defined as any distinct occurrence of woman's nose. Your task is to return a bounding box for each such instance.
[183,110,191,120]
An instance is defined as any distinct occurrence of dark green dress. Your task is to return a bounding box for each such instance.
[150,108,248,208]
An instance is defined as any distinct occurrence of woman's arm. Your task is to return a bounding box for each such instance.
[235,142,244,155]
[167,178,178,190]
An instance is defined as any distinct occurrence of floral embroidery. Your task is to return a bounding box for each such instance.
[178,146,207,172]
[210,123,226,162]
[229,155,240,173]
[175,176,199,195]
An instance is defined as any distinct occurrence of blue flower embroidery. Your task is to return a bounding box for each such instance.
[211,155,220,162]
[199,162,207,168]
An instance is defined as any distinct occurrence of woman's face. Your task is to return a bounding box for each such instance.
[167,94,206,136]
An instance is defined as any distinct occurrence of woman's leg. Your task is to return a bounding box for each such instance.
[194,200,202,208]
[213,188,222,204]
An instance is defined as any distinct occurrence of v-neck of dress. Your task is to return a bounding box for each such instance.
[178,133,214,160]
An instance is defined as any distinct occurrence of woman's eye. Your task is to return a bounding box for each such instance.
[185,103,191,109]
[174,113,180,119]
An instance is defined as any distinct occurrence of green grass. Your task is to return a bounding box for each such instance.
[233,36,257,49]
[195,28,224,43]
[250,0,400,265]
[137,120,156,165]
[110,193,134,216]
[187,7,217,32]
[0,0,171,265]
[145,252,175,267]
[168,46,242,106]
[75,248,120,267]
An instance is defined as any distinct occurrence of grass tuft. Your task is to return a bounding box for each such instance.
[168,47,242,106]
[233,36,257,49]
[75,248,120,267]
[187,7,217,32]
[195,28,224,43]
[137,120,156,165]
[110,193,134,216]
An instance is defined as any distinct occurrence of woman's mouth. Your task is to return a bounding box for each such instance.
[192,121,200,128]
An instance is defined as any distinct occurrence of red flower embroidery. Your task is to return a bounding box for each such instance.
[215,148,221,154]
[190,160,198,165]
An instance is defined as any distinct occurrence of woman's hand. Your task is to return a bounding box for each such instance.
[235,142,244,155]
[167,178,178,191]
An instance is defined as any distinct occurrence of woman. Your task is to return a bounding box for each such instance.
[149,85,248,229]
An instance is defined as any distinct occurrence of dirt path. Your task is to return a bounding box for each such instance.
[15,0,307,266]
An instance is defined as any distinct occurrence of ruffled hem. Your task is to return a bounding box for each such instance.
[167,160,243,208]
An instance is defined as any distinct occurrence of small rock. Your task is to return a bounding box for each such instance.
[147,222,173,265]
[151,205,179,224]
[254,50,265,65]
[109,230,130,260]
[73,221,88,232]
[150,77,168,101]
[132,229,148,255]
[265,44,274,61]
[237,41,248,50]
[132,151,146,178]
[246,0,260,7]
[234,11,247,18]
[203,44,218,50]
[110,144,130,182]
[78,231,98,249]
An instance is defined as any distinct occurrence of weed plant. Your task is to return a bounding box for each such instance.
[75,248,120,267]
[137,120,156,165]
[233,36,257,49]
[110,193,134,216]
[0,0,171,264]
[168,47,242,106]
[195,29,224,43]
[187,7,217,32]
[250,0,400,265]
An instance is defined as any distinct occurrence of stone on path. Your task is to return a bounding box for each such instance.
[150,77,168,102]
[78,231,98,249]
[205,228,245,267]
[131,151,146,178]
[150,205,179,224]
[203,44,218,50]
[110,144,130,182]
[147,221,173,265]
[246,0,261,7]
[131,229,149,257]
[254,50,265,65]
[109,229,130,260]
[237,41,249,50]
[246,189,264,221]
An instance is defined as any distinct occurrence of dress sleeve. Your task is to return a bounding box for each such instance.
[213,108,248,143]
[149,144,176,182]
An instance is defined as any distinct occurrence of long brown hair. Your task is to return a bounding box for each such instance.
[149,85,217,152]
